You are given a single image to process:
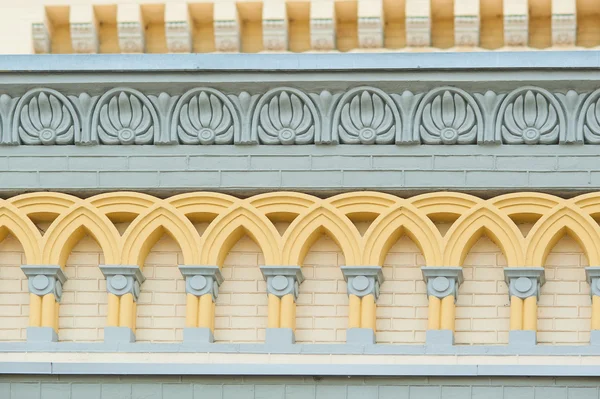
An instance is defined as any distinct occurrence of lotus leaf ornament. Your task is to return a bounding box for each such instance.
[18,92,75,145]
[419,91,477,144]
[98,92,154,145]
[580,94,600,143]
[339,91,395,144]
[257,91,314,144]
[177,91,234,144]
[500,90,559,144]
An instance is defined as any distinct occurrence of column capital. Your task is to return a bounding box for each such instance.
[178,265,224,301]
[504,267,545,300]
[585,267,600,297]
[421,266,463,301]
[100,265,145,301]
[21,265,67,302]
[260,266,304,301]
[341,266,384,301]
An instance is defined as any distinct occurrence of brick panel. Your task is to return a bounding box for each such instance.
[0,235,28,342]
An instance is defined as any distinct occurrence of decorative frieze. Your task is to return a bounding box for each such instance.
[179,265,223,300]
[260,266,304,301]
[100,265,145,301]
[21,265,67,301]
[504,267,545,300]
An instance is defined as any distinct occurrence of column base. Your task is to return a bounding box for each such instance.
[346,328,375,344]
[27,327,57,343]
[265,328,295,345]
[426,329,454,346]
[104,327,135,344]
[509,330,536,347]
[590,330,600,345]
[183,327,214,344]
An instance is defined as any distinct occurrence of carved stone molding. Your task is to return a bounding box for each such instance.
[179,265,224,301]
[70,22,99,54]
[310,18,336,50]
[340,266,384,301]
[165,21,192,53]
[586,267,600,297]
[504,267,546,300]
[454,15,479,47]
[100,265,145,301]
[21,265,67,302]
[260,266,304,301]
[117,22,145,53]
[421,267,464,301]
[32,23,51,54]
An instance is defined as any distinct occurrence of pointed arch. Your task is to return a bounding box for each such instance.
[491,192,562,218]
[572,193,600,217]
[121,204,200,267]
[42,204,120,267]
[525,205,600,266]
[443,205,525,266]
[327,191,400,217]
[282,205,361,266]
[362,202,443,266]
[0,201,42,264]
[9,192,77,220]
[200,204,281,266]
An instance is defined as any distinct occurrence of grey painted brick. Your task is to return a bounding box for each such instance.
[315,386,346,399]
[567,388,597,399]
[251,156,311,170]
[558,156,600,171]
[193,384,222,399]
[282,171,342,187]
[312,156,371,170]
[12,383,40,399]
[285,385,315,399]
[0,172,38,188]
[343,171,402,187]
[41,383,70,399]
[223,385,254,398]
[410,386,441,398]
[101,383,131,399]
[98,172,158,188]
[129,156,187,171]
[405,171,465,187]
[373,156,432,170]
[347,386,378,399]
[68,156,128,171]
[534,387,566,399]
[504,386,534,399]
[442,386,471,399]
[221,171,280,187]
[0,383,9,399]
[496,156,557,171]
[472,387,503,399]
[163,384,193,398]
[189,156,249,171]
[10,157,64,171]
[72,384,101,399]
[531,172,589,187]
[378,386,409,399]
[434,156,494,170]
[255,385,284,399]
[132,384,160,399]
[159,171,220,187]
[466,171,528,187]
[39,172,97,188]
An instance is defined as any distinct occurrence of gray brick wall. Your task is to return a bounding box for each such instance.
[2,376,600,399]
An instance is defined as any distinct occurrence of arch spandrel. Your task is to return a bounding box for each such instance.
[327,191,400,217]
[410,192,482,220]
[362,202,443,266]
[491,192,563,219]
[42,205,121,267]
[0,201,43,264]
[525,205,600,266]
[571,193,600,217]
[281,204,361,266]
[9,192,78,219]
[249,192,318,216]
[443,205,525,267]
[200,204,281,266]
[88,192,158,217]
[167,192,238,217]
[120,204,201,268]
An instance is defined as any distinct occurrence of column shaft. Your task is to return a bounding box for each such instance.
[280,294,295,330]
[268,293,281,328]
[593,296,600,330]
[361,294,376,330]
[29,293,42,327]
[186,293,199,328]
[54,301,60,332]
[119,293,134,329]
[40,293,56,329]
[348,294,361,328]
[198,294,214,329]
[440,295,455,331]
[509,296,524,330]
[107,293,120,327]
[522,295,537,331]
[427,296,441,330]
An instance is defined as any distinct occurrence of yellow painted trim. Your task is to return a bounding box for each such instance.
[198,294,213,329]
[280,294,295,330]
[360,294,376,331]
[427,296,441,330]
[119,293,134,329]
[29,293,41,327]
[523,296,538,331]
[107,293,120,327]
[267,294,281,328]
[186,293,199,328]
[348,294,361,329]
[593,296,600,331]
[41,293,56,330]
[510,296,524,330]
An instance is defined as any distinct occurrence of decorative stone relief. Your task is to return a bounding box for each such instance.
[165,21,192,53]
[117,22,145,53]
[214,20,240,52]
[31,23,51,54]
[263,19,288,51]
[504,267,546,300]
[91,88,159,145]
[70,22,99,53]
[496,87,563,144]
[358,17,384,48]
[454,16,479,47]
[577,89,600,144]
[414,88,481,144]
[14,89,79,145]
[310,18,336,50]
[585,267,600,297]
[340,266,384,301]
[21,265,67,302]
[332,87,401,144]
[552,14,576,46]
[179,265,224,301]
[100,265,145,301]
[406,16,430,47]
[421,267,463,301]
[260,266,304,301]
[504,15,528,47]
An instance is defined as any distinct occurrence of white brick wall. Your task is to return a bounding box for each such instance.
[0,235,28,341]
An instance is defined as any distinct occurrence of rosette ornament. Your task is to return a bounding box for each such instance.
[498,89,560,144]
[16,90,78,145]
[173,90,236,144]
[334,88,400,144]
[256,90,316,144]
[417,90,480,144]
[93,89,158,145]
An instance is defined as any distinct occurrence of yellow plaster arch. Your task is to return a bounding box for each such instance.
[443,205,525,266]
[9,192,78,220]
[281,204,361,266]
[525,205,600,266]
[89,192,158,218]
[168,192,237,219]
[249,192,318,217]
[362,202,443,266]
[0,201,43,264]
[572,193,600,217]
[491,192,562,219]
[120,204,201,267]
[42,204,121,267]
[200,204,281,266]
[327,191,400,217]
[410,192,481,220]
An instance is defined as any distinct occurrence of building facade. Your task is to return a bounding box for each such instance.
[2,1,600,398]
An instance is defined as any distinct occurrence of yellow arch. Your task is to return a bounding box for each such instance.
[362,201,443,266]
[327,191,400,217]
[525,204,600,266]
[120,204,200,267]
[491,192,562,219]
[281,204,361,266]
[200,204,281,266]
[9,192,77,220]
[88,192,158,218]
[42,204,121,267]
[443,205,525,266]
[168,192,237,219]
[249,192,318,217]
[410,192,482,220]
[0,200,43,264]
[572,193,600,217]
